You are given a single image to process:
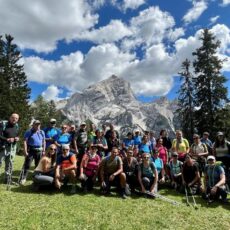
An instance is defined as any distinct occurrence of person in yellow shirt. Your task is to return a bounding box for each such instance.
[171,130,190,162]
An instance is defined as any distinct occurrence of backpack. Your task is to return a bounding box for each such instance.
[0,120,19,147]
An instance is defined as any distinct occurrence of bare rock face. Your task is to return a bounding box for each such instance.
[59,75,177,136]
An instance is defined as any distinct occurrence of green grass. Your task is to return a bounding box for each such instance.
[0,156,229,230]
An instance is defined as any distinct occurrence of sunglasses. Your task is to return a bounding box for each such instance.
[62,149,69,151]
[50,148,56,151]
[143,157,150,159]
[62,127,67,129]
[193,137,199,140]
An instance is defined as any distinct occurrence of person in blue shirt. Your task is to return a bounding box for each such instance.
[43,118,61,149]
[138,135,152,155]
[19,120,46,185]
[122,132,134,150]
[152,150,165,184]
[54,124,73,154]
[133,129,142,146]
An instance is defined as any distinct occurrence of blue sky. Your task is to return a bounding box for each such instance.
[0,0,230,102]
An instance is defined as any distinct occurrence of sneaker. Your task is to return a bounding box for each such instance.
[70,185,76,194]
[19,179,26,185]
[121,192,127,199]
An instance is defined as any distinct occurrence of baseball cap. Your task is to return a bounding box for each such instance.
[50,118,56,123]
[217,131,224,136]
[62,144,70,150]
[134,129,140,133]
[33,120,41,125]
[207,155,215,161]
[81,122,86,126]
[203,132,209,136]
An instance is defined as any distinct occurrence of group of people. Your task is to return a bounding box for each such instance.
[0,114,229,202]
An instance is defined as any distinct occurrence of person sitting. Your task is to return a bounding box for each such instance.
[168,152,183,190]
[55,144,77,194]
[182,154,201,195]
[190,134,208,176]
[203,155,228,203]
[138,153,158,195]
[123,149,139,192]
[100,147,128,199]
[79,146,101,192]
[33,144,57,191]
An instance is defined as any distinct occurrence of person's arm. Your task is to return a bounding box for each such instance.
[55,164,61,178]
[188,170,200,187]
[211,171,226,195]
[109,158,123,181]
[150,166,158,193]
[138,165,145,192]
[198,144,208,157]
[23,139,28,157]
[62,155,77,171]
[79,154,87,178]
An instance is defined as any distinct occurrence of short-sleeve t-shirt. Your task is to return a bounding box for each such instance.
[102,156,123,175]
[56,152,76,169]
[152,157,163,174]
[205,165,225,187]
[55,133,72,145]
[183,163,199,183]
[24,129,45,147]
[123,138,134,148]
[169,160,183,176]
[172,138,189,156]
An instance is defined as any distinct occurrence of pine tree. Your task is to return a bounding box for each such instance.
[192,29,228,137]
[177,59,195,141]
[0,35,31,128]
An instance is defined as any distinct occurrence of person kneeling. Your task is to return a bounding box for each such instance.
[100,147,128,199]
[203,155,228,203]
[182,154,201,195]
[55,144,77,194]
[79,146,101,192]
[33,144,57,191]
[138,153,158,196]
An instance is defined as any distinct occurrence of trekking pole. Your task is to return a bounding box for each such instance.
[189,187,198,209]
[154,193,183,206]
[185,186,190,206]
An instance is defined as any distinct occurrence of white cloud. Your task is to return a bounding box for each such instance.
[221,0,230,6]
[183,0,208,24]
[112,0,146,11]
[78,20,132,44]
[210,15,220,24]
[0,0,98,52]
[41,85,63,101]
[129,6,176,46]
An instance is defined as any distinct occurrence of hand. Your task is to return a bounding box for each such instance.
[7,138,15,143]
[109,174,115,181]
[188,183,192,187]
[14,137,20,142]
[79,174,85,180]
[101,181,106,188]
[211,186,217,195]
[24,151,28,157]
[159,177,165,184]
[141,187,146,193]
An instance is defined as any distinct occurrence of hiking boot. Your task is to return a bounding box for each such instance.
[121,188,127,199]
[70,185,76,194]
[125,184,131,196]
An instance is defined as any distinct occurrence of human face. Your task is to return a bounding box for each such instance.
[49,145,57,155]
[127,150,133,158]
[193,136,199,143]
[10,113,19,124]
[142,154,150,161]
[62,126,68,132]
[62,147,70,155]
[176,131,182,139]
[111,148,119,158]
[207,159,215,166]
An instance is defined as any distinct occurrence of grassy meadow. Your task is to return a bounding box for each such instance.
[0,156,229,230]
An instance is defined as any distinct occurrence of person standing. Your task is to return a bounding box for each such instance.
[19,120,46,185]
[0,113,20,183]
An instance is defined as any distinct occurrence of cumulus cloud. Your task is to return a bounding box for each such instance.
[78,20,132,44]
[183,0,208,24]
[0,0,98,52]
[41,85,63,101]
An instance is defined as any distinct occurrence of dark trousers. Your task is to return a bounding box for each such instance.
[33,170,54,187]
[206,186,227,201]
[20,148,42,180]
[81,175,94,191]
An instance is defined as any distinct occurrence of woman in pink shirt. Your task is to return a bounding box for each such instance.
[156,138,168,166]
